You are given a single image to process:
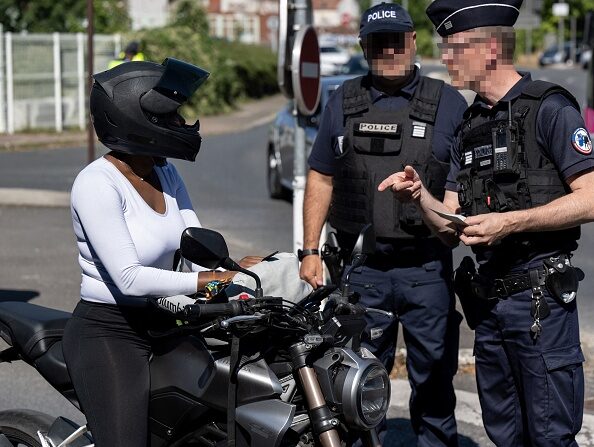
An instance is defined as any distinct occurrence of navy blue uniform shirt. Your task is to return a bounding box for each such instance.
[308,67,468,175]
[446,72,594,191]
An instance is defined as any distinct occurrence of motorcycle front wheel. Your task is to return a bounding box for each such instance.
[0,410,54,447]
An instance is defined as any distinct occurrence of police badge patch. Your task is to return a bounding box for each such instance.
[572,128,593,155]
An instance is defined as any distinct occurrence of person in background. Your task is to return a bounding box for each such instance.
[108,40,146,69]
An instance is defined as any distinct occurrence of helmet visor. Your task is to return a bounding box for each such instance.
[140,58,210,115]
[157,58,210,100]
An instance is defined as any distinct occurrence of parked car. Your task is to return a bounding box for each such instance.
[267,74,357,199]
[539,42,583,67]
[340,53,369,75]
[319,46,351,76]
[339,53,420,75]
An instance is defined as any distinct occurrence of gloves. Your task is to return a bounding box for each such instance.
[226,253,313,302]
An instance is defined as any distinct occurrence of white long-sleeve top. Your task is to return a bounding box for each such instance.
[71,157,205,306]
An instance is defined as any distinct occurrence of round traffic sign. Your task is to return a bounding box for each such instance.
[291,26,321,116]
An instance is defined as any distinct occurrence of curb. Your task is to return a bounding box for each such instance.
[0,188,70,208]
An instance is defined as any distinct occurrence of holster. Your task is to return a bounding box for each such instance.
[321,232,344,285]
[453,256,490,330]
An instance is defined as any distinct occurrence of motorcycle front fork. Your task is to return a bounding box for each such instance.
[297,366,342,447]
[293,349,381,447]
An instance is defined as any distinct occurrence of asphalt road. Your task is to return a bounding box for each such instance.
[0,65,593,445]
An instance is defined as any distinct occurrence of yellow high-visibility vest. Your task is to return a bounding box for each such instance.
[107,52,146,69]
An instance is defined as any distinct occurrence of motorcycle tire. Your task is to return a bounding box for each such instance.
[0,410,54,447]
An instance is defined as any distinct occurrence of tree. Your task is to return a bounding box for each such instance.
[0,0,130,33]
[539,0,594,44]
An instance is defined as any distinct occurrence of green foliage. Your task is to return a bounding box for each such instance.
[537,0,594,47]
[0,0,130,33]
[404,0,436,58]
[133,1,278,116]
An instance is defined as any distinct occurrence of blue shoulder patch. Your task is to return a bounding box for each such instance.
[572,128,592,155]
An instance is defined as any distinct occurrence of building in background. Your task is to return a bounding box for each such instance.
[125,0,358,48]
[127,0,171,30]
[205,0,278,45]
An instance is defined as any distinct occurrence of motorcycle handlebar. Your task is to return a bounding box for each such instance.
[183,300,244,321]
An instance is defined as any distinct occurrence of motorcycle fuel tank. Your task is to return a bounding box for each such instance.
[148,335,284,441]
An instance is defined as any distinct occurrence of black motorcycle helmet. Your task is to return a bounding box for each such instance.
[90,58,209,161]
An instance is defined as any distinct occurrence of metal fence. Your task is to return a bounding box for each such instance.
[0,29,121,134]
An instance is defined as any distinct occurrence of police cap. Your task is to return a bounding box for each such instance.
[359,2,415,38]
[426,0,523,37]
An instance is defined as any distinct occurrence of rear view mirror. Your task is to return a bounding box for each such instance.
[180,227,264,297]
[350,223,375,267]
[180,228,229,269]
[341,224,376,297]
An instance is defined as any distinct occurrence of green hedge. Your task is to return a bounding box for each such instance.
[132,1,278,116]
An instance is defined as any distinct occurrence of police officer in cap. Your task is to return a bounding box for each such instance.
[380,0,594,445]
[300,2,467,445]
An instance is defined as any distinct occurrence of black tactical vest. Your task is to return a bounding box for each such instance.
[329,75,447,240]
[456,80,580,255]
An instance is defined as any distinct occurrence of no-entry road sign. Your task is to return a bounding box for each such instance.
[291,25,321,116]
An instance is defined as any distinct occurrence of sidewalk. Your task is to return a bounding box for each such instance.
[0,94,286,152]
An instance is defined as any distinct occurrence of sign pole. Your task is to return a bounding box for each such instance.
[293,109,307,254]
[86,0,95,164]
[277,0,318,254]
[291,25,320,254]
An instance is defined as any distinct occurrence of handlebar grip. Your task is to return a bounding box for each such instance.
[183,301,243,320]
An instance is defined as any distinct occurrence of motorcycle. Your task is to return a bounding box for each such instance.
[0,224,391,447]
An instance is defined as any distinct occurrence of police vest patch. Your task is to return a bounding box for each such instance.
[473,144,493,159]
[356,123,401,135]
[412,121,427,138]
[572,128,592,155]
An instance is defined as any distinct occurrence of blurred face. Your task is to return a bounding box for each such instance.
[361,31,417,79]
[438,30,491,91]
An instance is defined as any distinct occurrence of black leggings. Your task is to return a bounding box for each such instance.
[62,300,174,447]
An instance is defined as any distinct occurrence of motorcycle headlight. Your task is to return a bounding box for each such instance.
[314,349,391,430]
[357,365,390,428]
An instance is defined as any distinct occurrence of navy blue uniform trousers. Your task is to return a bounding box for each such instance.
[347,253,461,447]
[474,286,584,446]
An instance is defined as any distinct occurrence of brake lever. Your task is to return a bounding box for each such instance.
[220,313,265,329]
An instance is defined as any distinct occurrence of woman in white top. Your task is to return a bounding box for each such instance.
[62,58,252,447]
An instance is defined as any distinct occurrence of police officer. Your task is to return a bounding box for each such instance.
[299,3,467,445]
[380,1,594,445]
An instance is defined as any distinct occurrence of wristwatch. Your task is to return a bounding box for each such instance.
[298,248,320,262]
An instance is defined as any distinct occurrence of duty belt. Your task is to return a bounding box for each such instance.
[472,266,547,300]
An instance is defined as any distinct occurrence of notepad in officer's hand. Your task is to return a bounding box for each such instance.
[430,209,468,227]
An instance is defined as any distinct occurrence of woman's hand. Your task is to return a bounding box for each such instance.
[197,270,237,290]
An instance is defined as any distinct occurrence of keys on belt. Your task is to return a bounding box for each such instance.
[471,267,551,339]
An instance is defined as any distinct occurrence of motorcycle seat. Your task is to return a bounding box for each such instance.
[0,301,71,360]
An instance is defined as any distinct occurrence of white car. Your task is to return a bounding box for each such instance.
[319,46,350,76]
